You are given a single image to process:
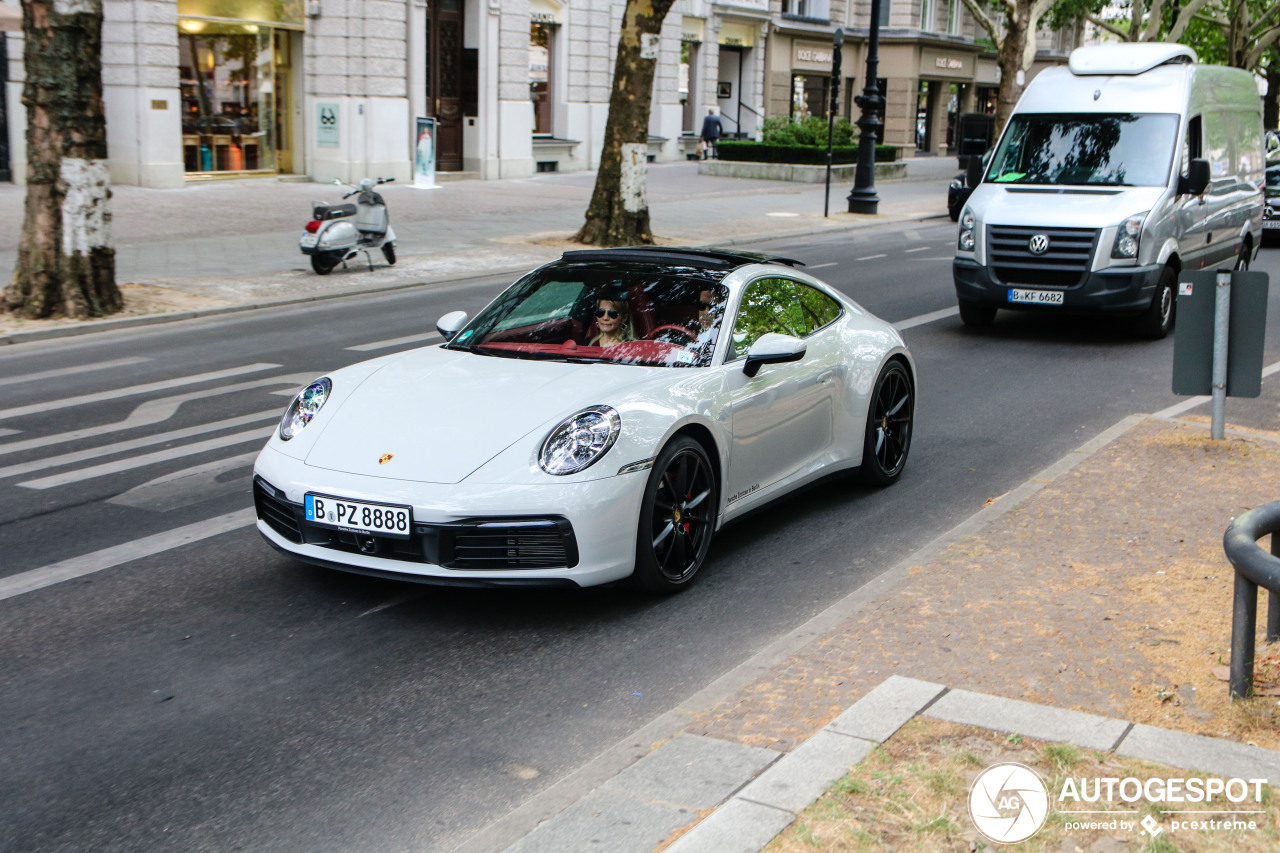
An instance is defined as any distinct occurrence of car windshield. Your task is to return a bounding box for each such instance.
[1267,164,1280,191]
[986,113,1179,187]
[446,265,730,367]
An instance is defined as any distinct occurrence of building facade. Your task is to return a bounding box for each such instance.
[0,0,1076,187]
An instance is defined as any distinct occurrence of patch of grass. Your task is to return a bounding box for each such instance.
[1041,742,1082,770]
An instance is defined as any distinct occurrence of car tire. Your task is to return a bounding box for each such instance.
[859,360,914,487]
[382,243,397,265]
[311,253,338,275]
[1136,264,1176,339]
[1234,236,1252,271]
[957,300,996,328]
[949,205,961,222]
[631,436,717,594]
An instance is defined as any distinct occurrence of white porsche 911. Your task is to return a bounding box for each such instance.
[252,247,915,593]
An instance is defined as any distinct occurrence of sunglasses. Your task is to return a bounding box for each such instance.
[594,309,621,319]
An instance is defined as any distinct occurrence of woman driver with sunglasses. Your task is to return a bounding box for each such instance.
[589,297,636,347]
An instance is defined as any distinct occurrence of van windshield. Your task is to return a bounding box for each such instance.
[986,113,1180,187]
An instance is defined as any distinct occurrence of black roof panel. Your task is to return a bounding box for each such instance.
[559,246,805,271]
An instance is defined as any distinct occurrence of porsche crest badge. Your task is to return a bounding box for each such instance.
[378,453,394,465]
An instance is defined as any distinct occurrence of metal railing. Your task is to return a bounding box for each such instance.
[1222,502,1280,698]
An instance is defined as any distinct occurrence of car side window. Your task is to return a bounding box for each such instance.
[729,278,843,360]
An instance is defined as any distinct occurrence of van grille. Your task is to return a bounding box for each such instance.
[988,225,1098,288]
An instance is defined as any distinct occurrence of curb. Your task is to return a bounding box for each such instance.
[664,676,1280,853]
[452,411,1155,853]
[0,212,951,348]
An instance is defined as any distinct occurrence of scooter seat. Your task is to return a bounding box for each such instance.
[313,202,357,221]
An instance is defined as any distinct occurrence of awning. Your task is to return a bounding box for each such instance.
[0,2,22,33]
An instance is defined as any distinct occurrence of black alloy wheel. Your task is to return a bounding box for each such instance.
[633,436,717,593]
[382,243,397,265]
[1136,264,1176,339]
[859,360,914,486]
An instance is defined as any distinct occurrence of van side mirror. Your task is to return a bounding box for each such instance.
[1180,158,1210,196]
[743,333,806,378]
[436,310,469,341]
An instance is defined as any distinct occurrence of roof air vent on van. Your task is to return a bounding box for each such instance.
[1068,44,1197,76]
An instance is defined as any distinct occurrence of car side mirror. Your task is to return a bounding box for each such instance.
[743,333,806,378]
[436,310,469,341]
[1180,158,1210,196]
[966,154,985,189]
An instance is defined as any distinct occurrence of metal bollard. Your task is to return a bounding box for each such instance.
[1223,503,1280,698]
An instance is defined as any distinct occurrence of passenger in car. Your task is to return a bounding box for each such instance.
[590,297,637,347]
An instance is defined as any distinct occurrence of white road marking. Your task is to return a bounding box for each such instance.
[0,410,279,480]
[894,306,960,331]
[108,451,259,511]
[0,374,312,457]
[0,356,151,388]
[1153,359,1280,419]
[904,229,921,240]
[903,247,929,253]
[0,363,280,421]
[807,262,838,270]
[856,254,887,261]
[0,508,257,602]
[0,429,18,438]
[20,427,273,489]
[347,332,442,352]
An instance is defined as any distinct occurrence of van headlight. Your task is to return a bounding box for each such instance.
[958,208,976,252]
[539,406,621,475]
[1111,213,1147,260]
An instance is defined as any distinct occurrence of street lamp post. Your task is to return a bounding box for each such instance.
[847,0,883,214]
[823,28,844,218]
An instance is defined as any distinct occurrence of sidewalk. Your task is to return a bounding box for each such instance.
[0,158,957,344]
[464,385,1280,852]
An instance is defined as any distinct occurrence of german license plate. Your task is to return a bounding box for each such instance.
[300,232,318,247]
[1008,288,1064,306]
[1263,220,1280,229]
[305,493,412,538]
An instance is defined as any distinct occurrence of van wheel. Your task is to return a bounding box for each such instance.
[1234,237,1252,271]
[1137,265,1176,339]
[958,300,996,327]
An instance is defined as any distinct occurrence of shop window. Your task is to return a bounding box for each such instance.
[179,21,277,174]
[791,74,831,121]
[530,21,555,135]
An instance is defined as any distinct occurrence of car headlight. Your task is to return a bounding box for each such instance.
[958,208,976,252]
[950,178,964,190]
[539,406,621,475]
[1111,213,1147,260]
[279,378,331,441]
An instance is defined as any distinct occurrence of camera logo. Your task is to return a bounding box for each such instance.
[969,762,1050,844]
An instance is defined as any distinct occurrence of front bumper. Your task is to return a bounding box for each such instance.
[252,444,646,588]
[953,257,1162,315]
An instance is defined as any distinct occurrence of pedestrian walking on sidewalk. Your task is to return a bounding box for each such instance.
[699,108,722,160]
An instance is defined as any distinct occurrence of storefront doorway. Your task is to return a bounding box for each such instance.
[426,0,464,171]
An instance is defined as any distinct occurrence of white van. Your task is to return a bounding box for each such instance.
[953,44,1265,337]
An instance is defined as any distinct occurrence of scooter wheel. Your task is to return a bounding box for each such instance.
[382,243,396,266]
[311,253,337,275]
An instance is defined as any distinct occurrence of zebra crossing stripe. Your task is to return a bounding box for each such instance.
[0,508,257,603]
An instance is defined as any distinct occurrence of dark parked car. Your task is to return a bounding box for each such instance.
[948,150,991,221]
[1265,160,1280,247]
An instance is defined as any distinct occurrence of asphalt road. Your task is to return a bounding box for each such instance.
[3,226,1279,853]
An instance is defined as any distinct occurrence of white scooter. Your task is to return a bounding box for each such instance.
[300,177,398,275]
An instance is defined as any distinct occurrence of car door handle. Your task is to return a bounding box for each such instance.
[816,369,835,385]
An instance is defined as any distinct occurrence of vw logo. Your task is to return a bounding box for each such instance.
[1028,234,1050,255]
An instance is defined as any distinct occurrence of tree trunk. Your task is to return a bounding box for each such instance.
[1265,48,1280,130]
[4,0,120,320]
[574,0,676,247]
[993,5,1031,140]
